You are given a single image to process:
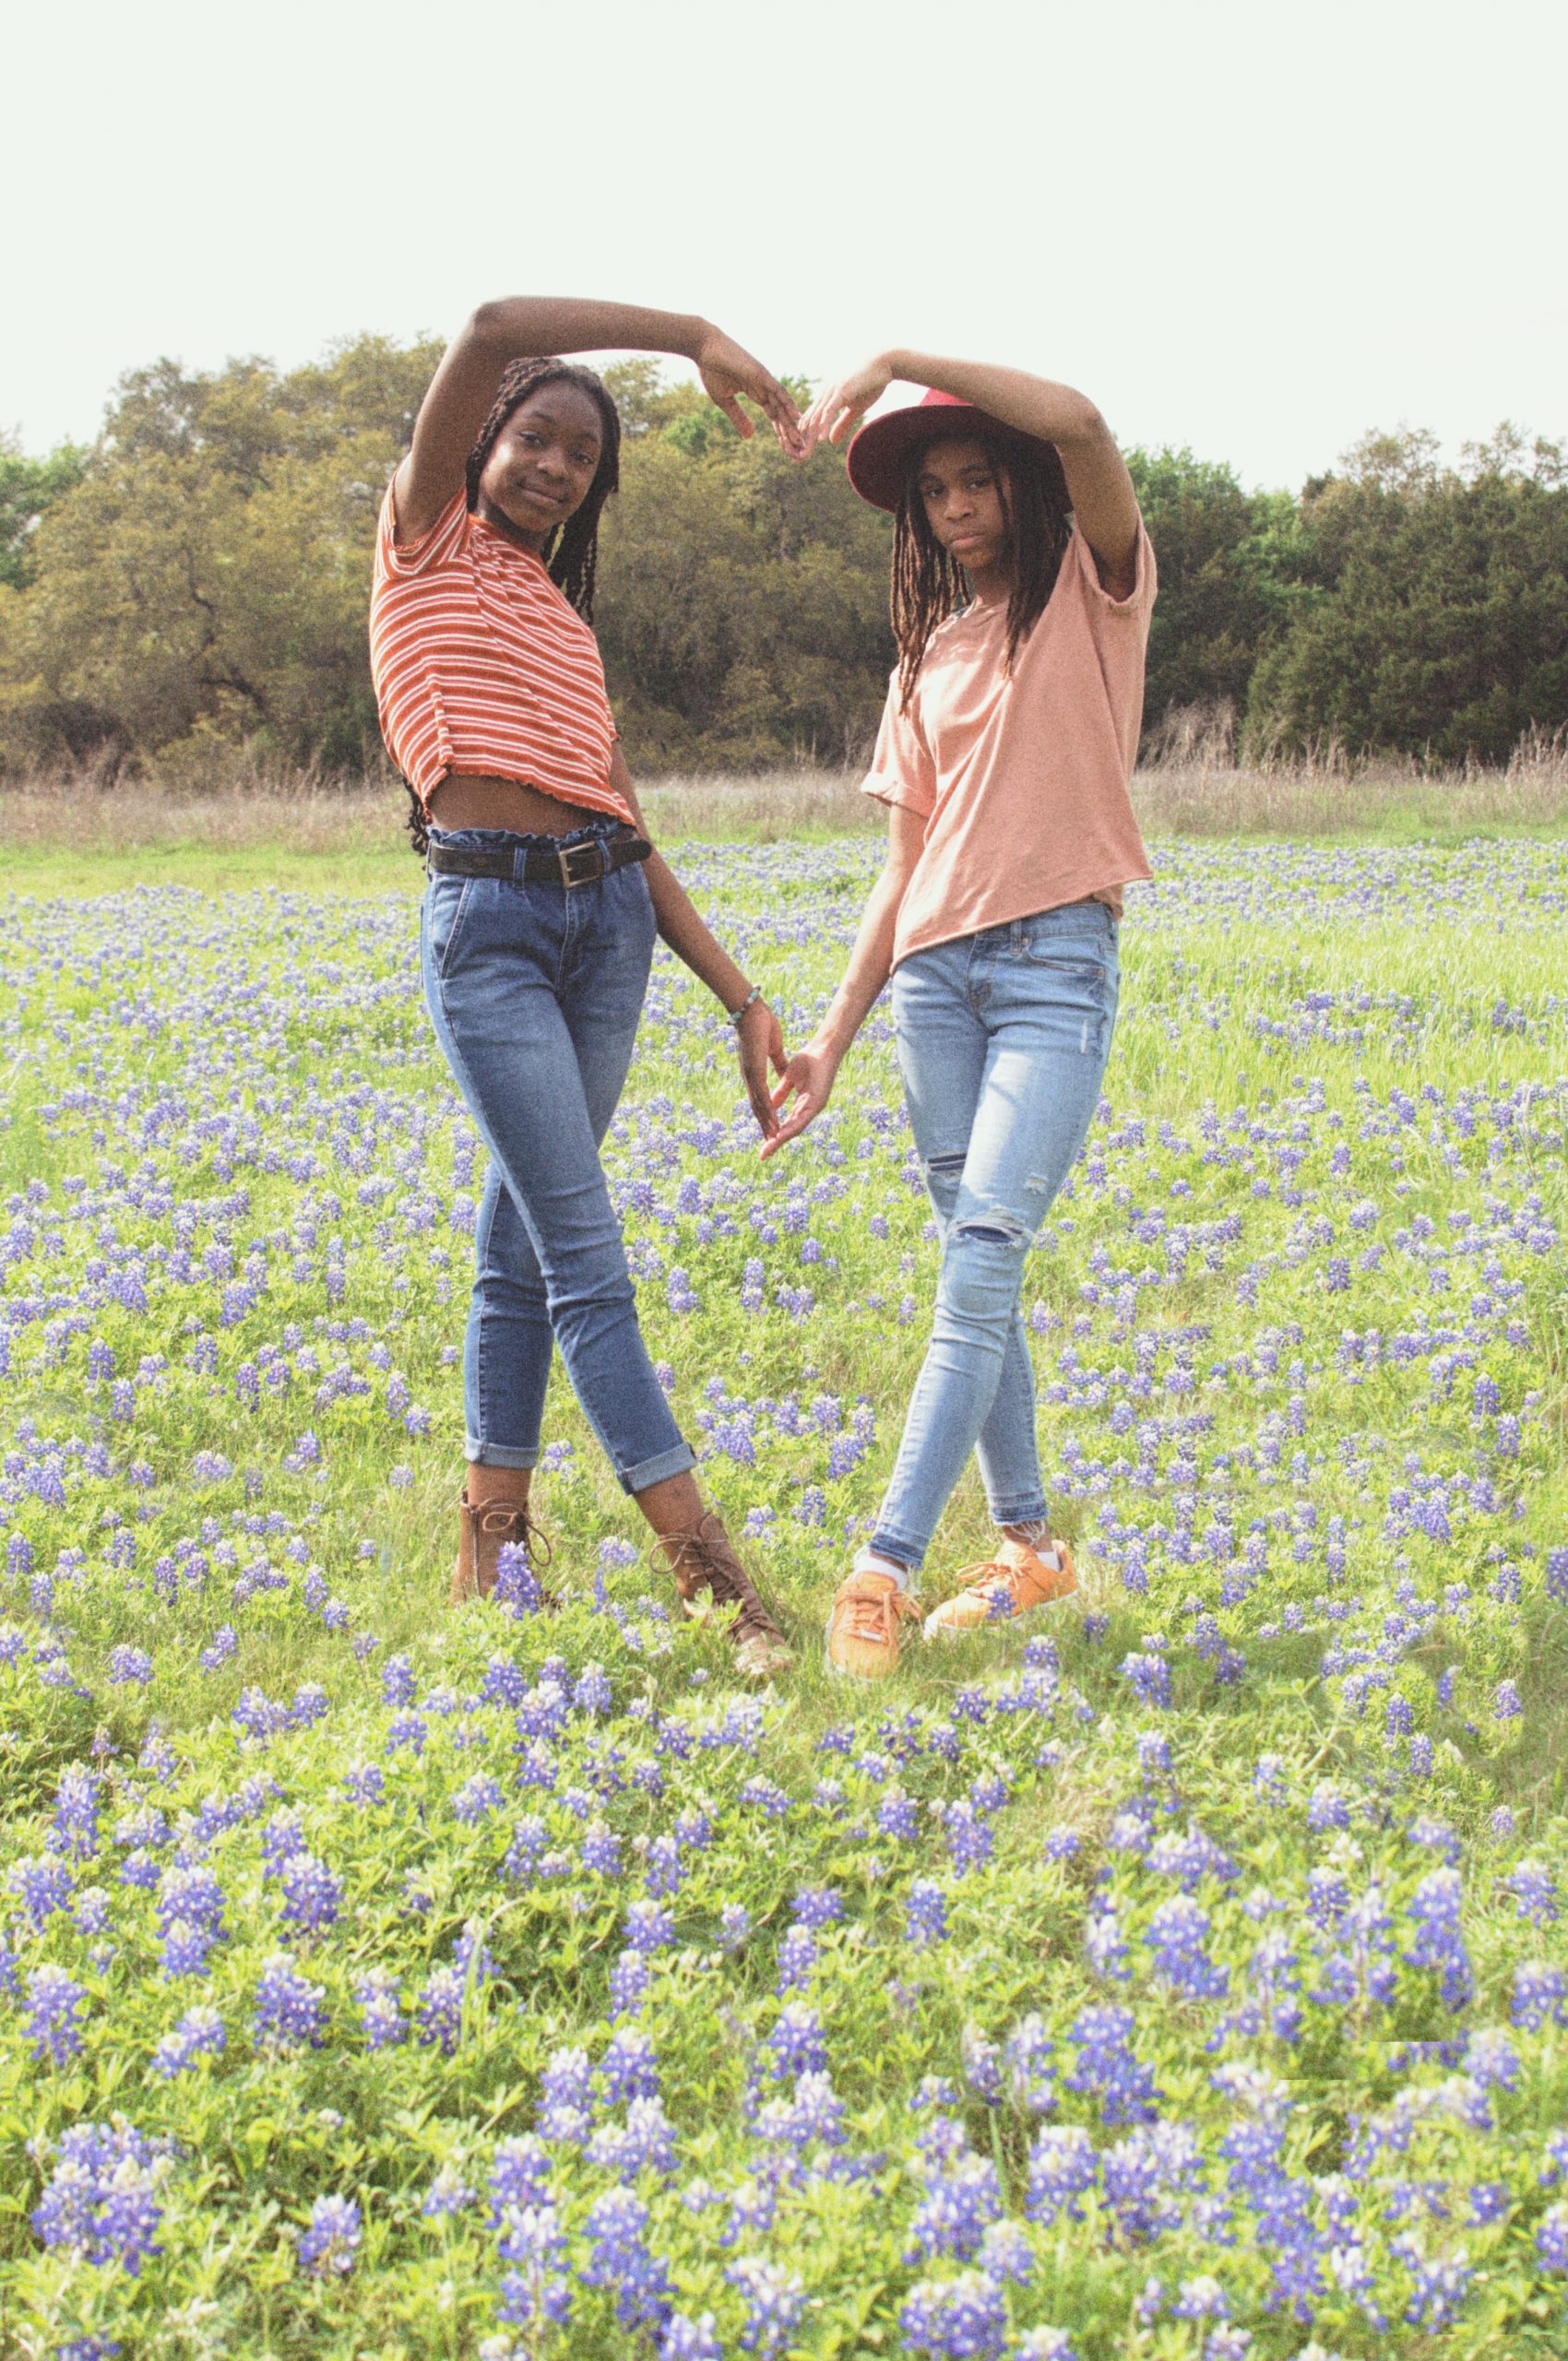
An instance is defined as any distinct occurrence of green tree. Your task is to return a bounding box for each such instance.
[1245,426,1568,763]
[0,338,441,774]
[0,433,89,590]
[1123,446,1306,729]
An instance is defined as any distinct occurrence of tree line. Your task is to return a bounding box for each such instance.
[1,335,1563,782]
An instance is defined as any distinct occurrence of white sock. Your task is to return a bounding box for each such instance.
[1008,1522,1062,1567]
[852,1546,914,1593]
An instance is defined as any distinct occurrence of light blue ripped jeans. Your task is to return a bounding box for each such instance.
[870,899,1120,1572]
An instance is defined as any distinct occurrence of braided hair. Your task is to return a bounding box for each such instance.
[892,434,1073,710]
[401,357,623,855]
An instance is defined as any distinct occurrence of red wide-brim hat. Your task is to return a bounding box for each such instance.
[845,386,1057,513]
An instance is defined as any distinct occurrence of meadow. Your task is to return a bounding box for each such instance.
[2,805,1568,2361]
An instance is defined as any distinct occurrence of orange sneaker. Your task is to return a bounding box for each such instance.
[826,1569,921,1679]
[922,1536,1078,1640]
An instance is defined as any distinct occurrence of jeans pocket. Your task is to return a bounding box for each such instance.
[424,875,473,981]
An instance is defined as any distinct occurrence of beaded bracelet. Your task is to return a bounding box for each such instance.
[726,985,764,1026]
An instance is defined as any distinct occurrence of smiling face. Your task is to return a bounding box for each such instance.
[914,434,1013,586]
[477,382,606,547]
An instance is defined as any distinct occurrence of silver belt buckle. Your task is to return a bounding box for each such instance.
[557,837,603,889]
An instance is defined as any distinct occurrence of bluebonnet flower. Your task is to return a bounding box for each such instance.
[1011,2335,1076,2361]
[415,1964,473,2056]
[537,2046,595,2142]
[768,2002,828,2080]
[279,1851,342,1936]
[31,2121,166,2273]
[297,2194,362,2277]
[52,1763,102,1858]
[1405,1869,1473,2010]
[24,1964,89,2065]
[907,1880,949,1947]
[726,2256,807,2356]
[357,1968,405,2048]
[588,2094,678,2179]
[610,1951,649,2015]
[659,2315,723,2361]
[898,2269,1007,2360]
[776,1926,817,1993]
[1027,2126,1098,2225]
[253,1952,327,2052]
[1501,1861,1558,1924]
[1146,1895,1229,1998]
[582,2188,671,2332]
[1513,1962,1568,2030]
[602,2023,661,2103]
[625,1898,676,1952]
[151,2006,226,2078]
[1002,2014,1055,2113]
[1064,2004,1160,2127]
[9,1851,73,1928]
[1536,2202,1568,2272]
[719,1902,751,1950]
[491,2135,552,2216]
[909,2151,1003,2261]
[422,2165,474,2217]
[498,2201,573,2332]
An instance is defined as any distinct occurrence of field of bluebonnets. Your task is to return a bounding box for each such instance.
[4,823,1568,2361]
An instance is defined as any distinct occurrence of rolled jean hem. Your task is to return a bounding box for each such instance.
[988,1496,1050,1527]
[869,1527,929,1575]
[463,1438,540,1471]
[622,1440,697,1496]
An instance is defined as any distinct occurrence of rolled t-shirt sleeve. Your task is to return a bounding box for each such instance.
[861,670,937,816]
[377,484,469,579]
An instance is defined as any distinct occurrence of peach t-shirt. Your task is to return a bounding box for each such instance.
[863,520,1156,967]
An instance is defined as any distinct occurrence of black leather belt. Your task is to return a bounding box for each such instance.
[425,834,652,887]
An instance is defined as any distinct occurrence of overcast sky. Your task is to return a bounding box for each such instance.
[9,0,1564,489]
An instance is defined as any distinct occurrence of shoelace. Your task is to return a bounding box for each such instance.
[837,1582,920,1644]
[657,1525,782,1643]
[472,1501,553,1570]
[952,1559,1016,1596]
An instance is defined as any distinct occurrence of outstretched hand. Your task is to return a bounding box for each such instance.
[695,326,805,457]
[736,999,789,1141]
[799,354,896,456]
[759,1045,839,1159]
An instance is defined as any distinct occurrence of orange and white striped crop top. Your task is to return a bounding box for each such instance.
[369,485,634,824]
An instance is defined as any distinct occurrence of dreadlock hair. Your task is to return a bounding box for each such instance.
[401,356,623,856]
[891,433,1073,711]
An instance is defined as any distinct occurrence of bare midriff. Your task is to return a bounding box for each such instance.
[428,774,602,836]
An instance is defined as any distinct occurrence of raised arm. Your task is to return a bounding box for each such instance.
[802,348,1140,593]
[395,297,803,540]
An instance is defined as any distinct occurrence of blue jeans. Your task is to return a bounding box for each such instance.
[420,824,695,1494]
[871,900,1120,1571]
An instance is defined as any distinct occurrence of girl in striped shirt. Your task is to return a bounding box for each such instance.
[372,296,799,1675]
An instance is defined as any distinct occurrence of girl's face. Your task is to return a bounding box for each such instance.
[915,435,1011,580]
[479,384,604,545]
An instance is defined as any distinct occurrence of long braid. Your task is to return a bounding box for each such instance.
[893,435,1073,711]
[401,358,622,857]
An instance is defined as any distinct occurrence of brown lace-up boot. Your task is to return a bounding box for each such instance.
[451,1489,552,1607]
[650,1511,793,1679]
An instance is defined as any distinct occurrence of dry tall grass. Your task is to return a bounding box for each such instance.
[4,722,1565,854]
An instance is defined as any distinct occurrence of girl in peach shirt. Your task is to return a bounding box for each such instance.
[770,350,1156,1677]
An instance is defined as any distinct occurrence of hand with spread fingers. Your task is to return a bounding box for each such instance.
[695,325,806,457]
[798,353,896,456]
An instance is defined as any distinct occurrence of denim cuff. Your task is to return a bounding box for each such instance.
[988,1493,1050,1527]
[621,1440,696,1496]
[463,1436,540,1471]
[870,1525,929,1573]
